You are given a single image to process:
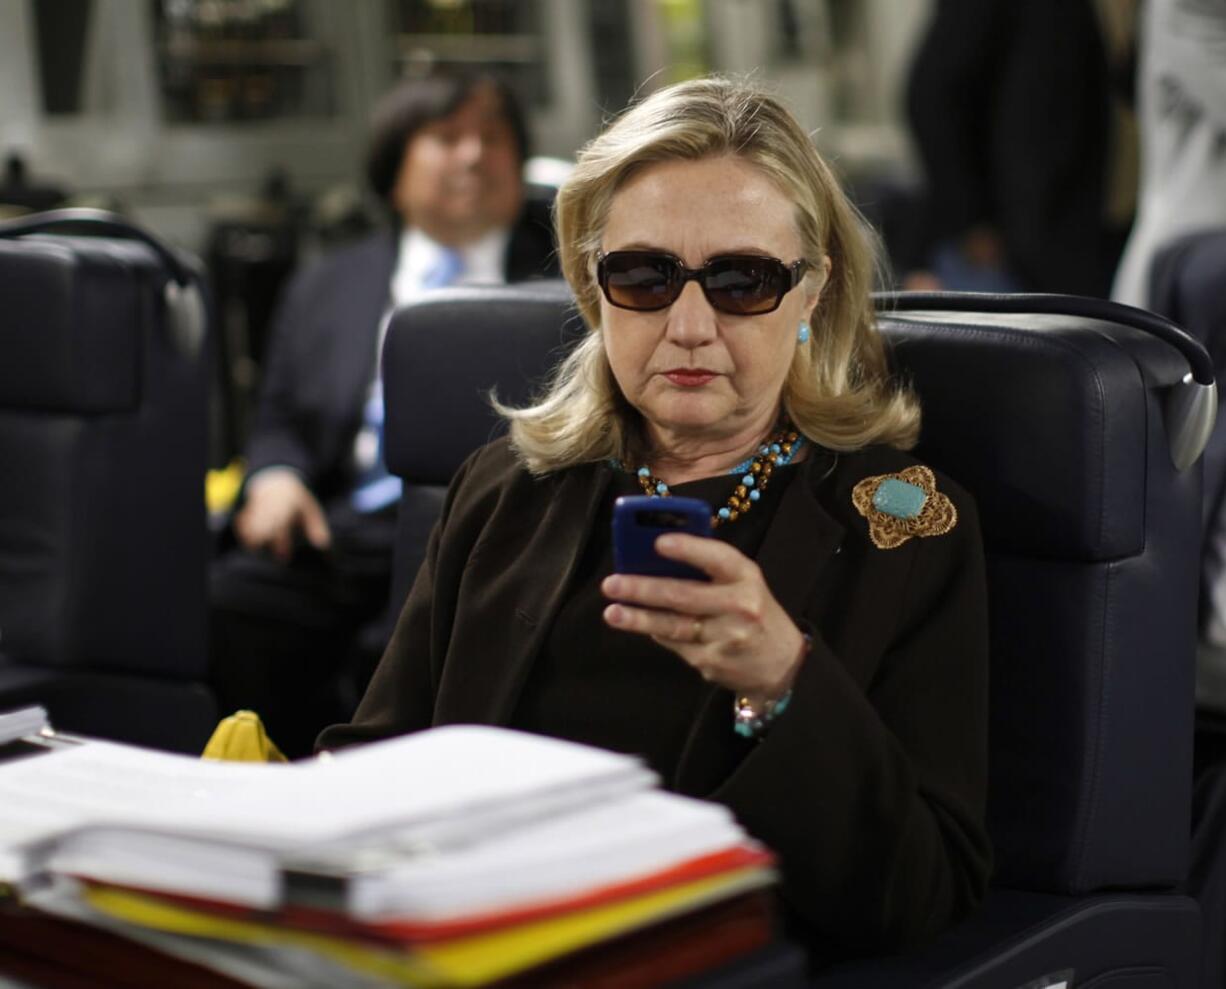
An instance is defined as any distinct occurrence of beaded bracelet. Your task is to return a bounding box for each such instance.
[732,632,810,739]
[733,689,793,739]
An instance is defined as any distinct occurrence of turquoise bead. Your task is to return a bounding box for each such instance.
[638,466,650,478]
[655,481,668,495]
[770,443,781,454]
[872,478,927,519]
[742,474,755,487]
[749,489,760,502]
[718,507,731,519]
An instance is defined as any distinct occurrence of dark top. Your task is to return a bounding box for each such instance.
[510,465,799,781]
[905,0,1111,294]
[318,437,991,957]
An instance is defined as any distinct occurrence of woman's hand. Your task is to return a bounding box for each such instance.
[600,533,807,703]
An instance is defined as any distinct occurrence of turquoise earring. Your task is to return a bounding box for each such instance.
[798,321,810,344]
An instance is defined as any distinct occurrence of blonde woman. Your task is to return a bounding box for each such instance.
[321,76,991,957]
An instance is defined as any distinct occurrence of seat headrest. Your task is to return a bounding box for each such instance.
[0,237,165,413]
[383,281,583,481]
[879,310,1189,561]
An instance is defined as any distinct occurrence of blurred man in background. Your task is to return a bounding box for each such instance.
[210,71,558,757]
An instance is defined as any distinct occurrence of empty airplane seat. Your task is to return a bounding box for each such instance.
[0,213,217,751]
[379,285,1209,985]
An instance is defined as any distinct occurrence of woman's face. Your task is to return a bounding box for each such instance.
[599,155,821,448]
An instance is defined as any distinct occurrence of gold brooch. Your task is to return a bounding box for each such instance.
[851,466,957,550]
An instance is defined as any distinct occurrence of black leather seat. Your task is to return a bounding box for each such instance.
[0,219,217,752]
[382,280,583,614]
[380,284,1208,985]
[815,293,1208,986]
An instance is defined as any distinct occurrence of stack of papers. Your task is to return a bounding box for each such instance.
[0,715,777,987]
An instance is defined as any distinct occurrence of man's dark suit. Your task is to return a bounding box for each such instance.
[210,197,558,757]
[246,196,557,497]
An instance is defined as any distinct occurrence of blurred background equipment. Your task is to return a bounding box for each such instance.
[153,0,335,124]
[203,166,304,467]
[0,153,67,216]
[2,0,931,258]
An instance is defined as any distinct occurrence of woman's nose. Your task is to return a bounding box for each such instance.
[663,281,718,347]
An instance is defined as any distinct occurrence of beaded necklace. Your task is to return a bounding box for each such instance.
[633,421,804,528]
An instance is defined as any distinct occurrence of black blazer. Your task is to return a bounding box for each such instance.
[244,199,558,504]
[320,438,992,956]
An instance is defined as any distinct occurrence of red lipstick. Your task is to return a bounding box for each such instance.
[663,369,718,387]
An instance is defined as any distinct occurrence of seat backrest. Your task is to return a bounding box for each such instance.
[381,284,1204,897]
[878,296,1202,897]
[0,235,208,679]
[382,281,583,611]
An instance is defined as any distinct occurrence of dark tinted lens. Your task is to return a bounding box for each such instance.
[703,257,784,315]
[602,253,680,310]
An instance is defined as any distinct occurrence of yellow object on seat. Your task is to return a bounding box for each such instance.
[202,710,288,763]
[205,458,245,515]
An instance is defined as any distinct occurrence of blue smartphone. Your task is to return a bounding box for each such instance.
[612,496,712,581]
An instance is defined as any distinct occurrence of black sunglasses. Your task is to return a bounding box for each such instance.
[596,250,810,316]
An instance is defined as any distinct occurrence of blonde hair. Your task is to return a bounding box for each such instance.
[499,75,919,473]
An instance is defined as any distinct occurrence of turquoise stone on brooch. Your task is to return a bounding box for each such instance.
[852,466,958,549]
[872,478,928,519]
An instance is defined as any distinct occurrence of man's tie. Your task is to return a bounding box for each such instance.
[351,248,464,512]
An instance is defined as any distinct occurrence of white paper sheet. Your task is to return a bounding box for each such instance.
[3,725,655,907]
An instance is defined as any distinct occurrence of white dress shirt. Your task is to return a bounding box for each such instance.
[353,226,512,478]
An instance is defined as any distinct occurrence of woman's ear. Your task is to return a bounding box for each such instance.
[803,255,832,315]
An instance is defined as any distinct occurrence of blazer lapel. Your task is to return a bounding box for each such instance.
[330,231,398,453]
[755,451,845,621]
[674,453,845,796]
